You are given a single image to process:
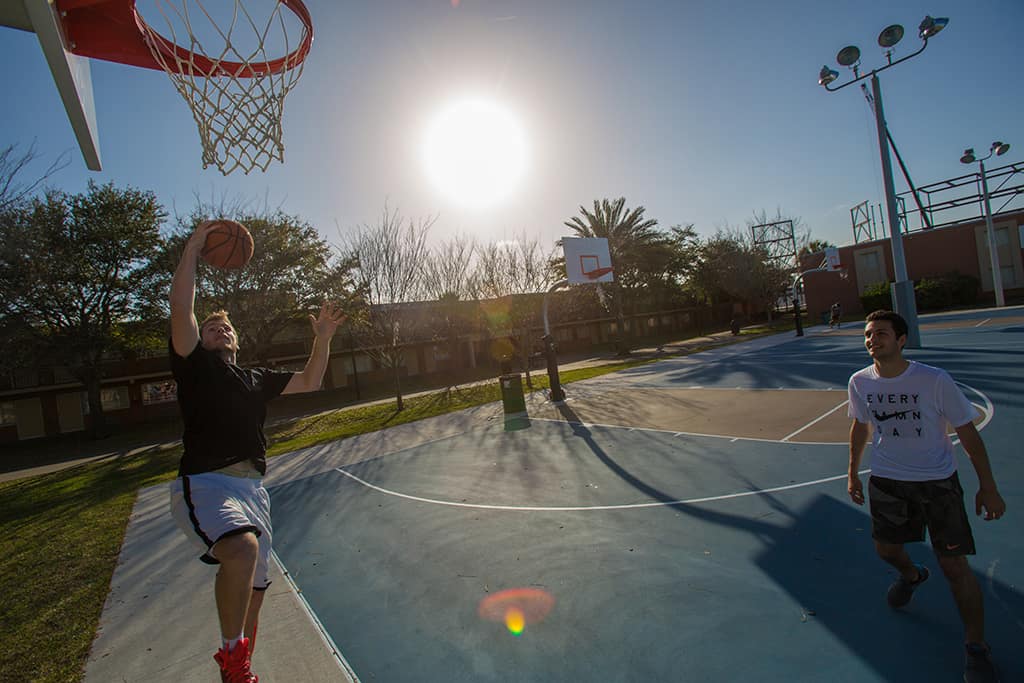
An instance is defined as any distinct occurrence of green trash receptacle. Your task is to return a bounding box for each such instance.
[499,373,527,416]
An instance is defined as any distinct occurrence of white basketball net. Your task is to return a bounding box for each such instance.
[138,0,310,175]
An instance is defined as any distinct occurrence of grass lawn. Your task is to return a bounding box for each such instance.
[0,327,783,682]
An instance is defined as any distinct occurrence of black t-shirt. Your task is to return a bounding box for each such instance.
[170,339,294,476]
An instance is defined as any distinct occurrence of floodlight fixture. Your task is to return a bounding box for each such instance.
[818,65,839,86]
[878,25,905,48]
[959,138,1011,307]
[918,15,948,39]
[836,45,861,67]
[814,15,952,347]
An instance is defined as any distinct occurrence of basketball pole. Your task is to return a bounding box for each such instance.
[791,260,845,337]
[541,279,569,402]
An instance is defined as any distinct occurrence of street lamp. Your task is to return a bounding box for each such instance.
[961,141,1011,307]
[817,14,948,349]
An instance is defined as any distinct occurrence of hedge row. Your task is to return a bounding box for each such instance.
[859,272,981,313]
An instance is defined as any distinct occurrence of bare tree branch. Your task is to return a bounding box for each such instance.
[0,141,71,211]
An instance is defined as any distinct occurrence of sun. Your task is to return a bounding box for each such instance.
[422,97,527,209]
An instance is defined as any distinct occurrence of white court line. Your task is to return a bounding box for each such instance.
[528,416,841,445]
[323,383,994,514]
[272,551,361,682]
[974,318,990,327]
[333,467,873,512]
[781,399,850,442]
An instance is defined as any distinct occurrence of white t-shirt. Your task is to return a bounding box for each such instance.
[847,361,978,481]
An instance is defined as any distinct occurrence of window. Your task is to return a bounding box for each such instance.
[0,401,14,426]
[102,387,131,411]
[354,354,374,373]
[1000,265,1015,288]
[83,387,131,413]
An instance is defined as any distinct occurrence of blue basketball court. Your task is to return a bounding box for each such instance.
[268,309,1024,682]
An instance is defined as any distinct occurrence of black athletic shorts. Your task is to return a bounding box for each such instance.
[868,472,976,556]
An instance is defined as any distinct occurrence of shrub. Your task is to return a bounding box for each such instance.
[860,281,892,312]
[915,272,980,311]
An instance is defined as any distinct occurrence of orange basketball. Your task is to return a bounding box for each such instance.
[201,220,254,269]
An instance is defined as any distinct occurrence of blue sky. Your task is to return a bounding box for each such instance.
[2,0,1022,256]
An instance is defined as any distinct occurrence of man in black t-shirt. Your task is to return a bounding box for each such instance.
[168,221,346,683]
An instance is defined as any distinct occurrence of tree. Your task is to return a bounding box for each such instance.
[749,207,810,270]
[422,234,478,391]
[0,141,70,212]
[472,234,554,387]
[150,208,362,366]
[694,231,790,320]
[0,181,165,438]
[797,238,836,261]
[343,203,436,411]
[564,197,663,354]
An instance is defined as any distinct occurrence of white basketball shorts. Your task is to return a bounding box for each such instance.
[169,471,273,590]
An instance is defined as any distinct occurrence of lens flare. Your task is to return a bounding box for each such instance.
[478,588,554,637]
[505,607,525,636]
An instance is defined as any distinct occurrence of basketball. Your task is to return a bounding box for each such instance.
[201,220,254,269]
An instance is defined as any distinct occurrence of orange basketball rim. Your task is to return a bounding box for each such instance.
[54,0,314,175]
[56,0,313,78]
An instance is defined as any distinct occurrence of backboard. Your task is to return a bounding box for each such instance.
[1,0,102,170]
[562,237,614,284]
[824,246,842,271]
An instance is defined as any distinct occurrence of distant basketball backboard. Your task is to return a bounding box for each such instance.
[562,237,614,284]
[1,0,101,170]
[824,246,842,271]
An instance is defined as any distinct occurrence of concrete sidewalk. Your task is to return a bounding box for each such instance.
[79,325,786,682]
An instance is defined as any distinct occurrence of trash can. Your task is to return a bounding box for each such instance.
[499,373,527,416]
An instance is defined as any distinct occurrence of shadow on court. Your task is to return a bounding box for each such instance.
[554,401,1024,681]
[268,403,1023,682]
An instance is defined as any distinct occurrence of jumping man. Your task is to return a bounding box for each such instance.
[168,221,346,682]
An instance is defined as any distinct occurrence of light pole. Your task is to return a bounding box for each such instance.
[817,15,948,349]
[961,142,1011,307]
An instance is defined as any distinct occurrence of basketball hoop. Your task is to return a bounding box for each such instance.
[582,266,613,281]
[584,266,613,310]
[58,0,313,175]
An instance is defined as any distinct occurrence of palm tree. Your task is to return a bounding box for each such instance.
[564,197,661,355]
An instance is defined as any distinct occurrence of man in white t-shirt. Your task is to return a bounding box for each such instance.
[847,310,1005,683]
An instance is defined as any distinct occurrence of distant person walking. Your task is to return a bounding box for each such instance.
[829,301,842,329]
[168,221,346,682]
[847,310,1005,683]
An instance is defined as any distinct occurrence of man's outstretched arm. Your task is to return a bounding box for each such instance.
[170,222,216,357]
[282,302,347,394]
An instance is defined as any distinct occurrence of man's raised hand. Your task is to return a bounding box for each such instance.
[309,302,346,339]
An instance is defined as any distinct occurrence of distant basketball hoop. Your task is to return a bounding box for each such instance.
[562,237,614,284]
[583,266,613,281]
[824,246,843,271]
[58,0,313,175]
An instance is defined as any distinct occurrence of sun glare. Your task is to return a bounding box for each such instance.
[422,97,527,209]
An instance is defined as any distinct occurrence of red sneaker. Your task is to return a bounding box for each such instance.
[214,637,258,683]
